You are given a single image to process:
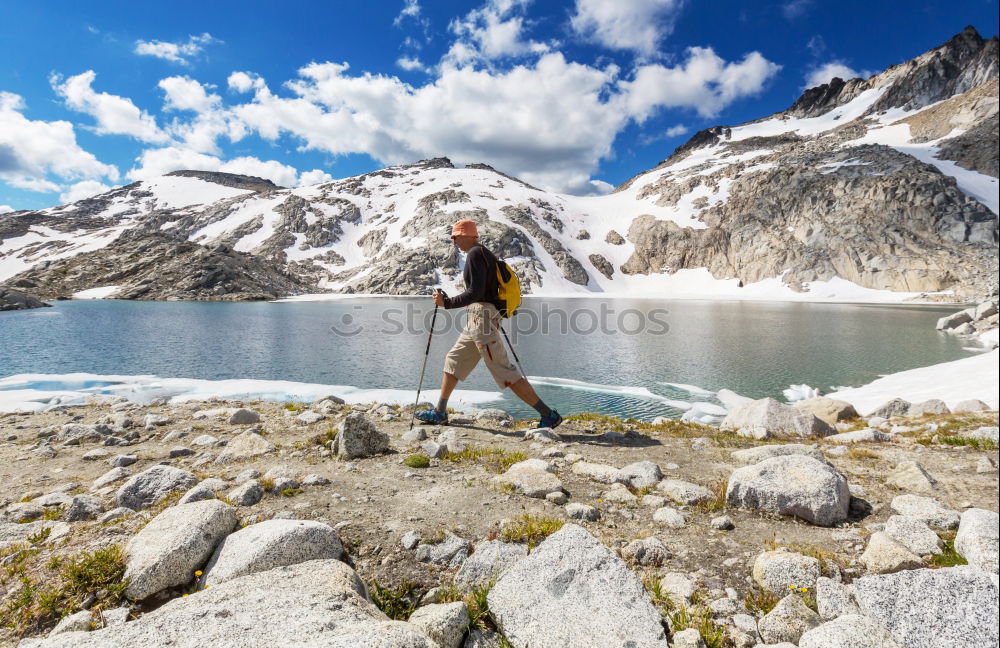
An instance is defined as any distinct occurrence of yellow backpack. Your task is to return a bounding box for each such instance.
[495,259,521,318]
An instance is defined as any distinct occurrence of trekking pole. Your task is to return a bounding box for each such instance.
[410,290,442,430]
[500,324,527,379]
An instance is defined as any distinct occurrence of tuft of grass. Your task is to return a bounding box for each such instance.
[668,605,725,648]
[403,453,431,469]
[258,477,276,492]
[499,513,564,549]
[27,527,51,546]
[846,447,882,462]
[764,540,842,576]
[0,544,129,636]
[40,508,62,521]
[444,446,527,474]
[283,402,305,412]
[368,580,418,620]
[930,535,968,568]
[642,573,676,617]
[936,436,998,451]
[745,588,780,616]
[279,487,303,497]
[694,481,727,513]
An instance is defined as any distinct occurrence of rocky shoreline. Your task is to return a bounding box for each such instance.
[1,389,996,647]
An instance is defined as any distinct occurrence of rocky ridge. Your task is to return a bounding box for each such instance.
[0,28,996,302]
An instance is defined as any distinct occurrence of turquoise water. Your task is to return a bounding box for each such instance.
[0,297,977,420]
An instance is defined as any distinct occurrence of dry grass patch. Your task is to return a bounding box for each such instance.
[444,446,527,474]
[499,514,564,548]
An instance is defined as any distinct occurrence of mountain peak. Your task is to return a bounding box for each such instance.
[164,170,284,193]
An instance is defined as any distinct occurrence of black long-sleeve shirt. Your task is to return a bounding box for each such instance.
[444,244,505,312]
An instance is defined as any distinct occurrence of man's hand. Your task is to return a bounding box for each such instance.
[432,291,446,307]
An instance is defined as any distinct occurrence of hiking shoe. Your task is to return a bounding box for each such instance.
[539,409,563,429]
[415,408,449,425]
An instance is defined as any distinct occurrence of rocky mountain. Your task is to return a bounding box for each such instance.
[10,229,311,302]
[0,285,50,310]
[0,27,996,302]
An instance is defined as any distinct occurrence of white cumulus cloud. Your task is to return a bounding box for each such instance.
[665,124,688,136]
[298,169,334,186]
[444,0,549,65]
[570,0,685,57]
[134,33,219,65]
[803,61,872,89]
[159,76,221,113]
[0,205,15,213]
[59,180,112,204]
[397,56,428,72]
[622,47,781,120]
[52,70,169,143]
[0,91,118,194]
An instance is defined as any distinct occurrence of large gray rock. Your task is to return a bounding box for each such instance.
[487,524,668,647]
[730,443,826,465]
[621,536,670,567]
[93,467,132,490]
[65,495,103,522]
[226,480,263,507]
[824,429,890,443]
[860,532,924,574]
[201,519,343,587]
[116,465,198,510]
[757,594,821,644]
[889,494,960,529]
[570,461,623,484]
[798,614,903,648]
[455,540,528,588]
[334,413,389,459]
[815,576,859,620]
[619,461,662,489]
[883,515,942,555]
[214,431,276,464]
[124,499,238,600]
[792,397,859,424]
[868,398,911,418]
[721,397,835,438]
[955,508,999,573]
[656,479,712,505]
[0,520,71,550]
[752,549,821,593]
[885,461,936,493]
[853,566,999,648]
[227,408,260,425]
[415,532,470,568]
[492,461,563,499]
[951,399,991,413]
[726,455,850,526]
[407,602,469,648]
[907,399,949,415]
[24,559,435,647]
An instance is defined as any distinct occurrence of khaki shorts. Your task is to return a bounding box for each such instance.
[444,302,523,389]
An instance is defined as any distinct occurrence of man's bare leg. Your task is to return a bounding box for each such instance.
[509,377,558,423]
[509,377,539,404]
[436,372,459,412]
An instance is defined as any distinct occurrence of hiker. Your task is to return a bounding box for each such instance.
[416,219,562,428]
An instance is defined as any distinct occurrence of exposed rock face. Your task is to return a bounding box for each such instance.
[0,285,50,310]
[26,559,436,647]
[853,566,999,648]
[487,524,668,646]
[8,231,310,301]
[726,455,851,526]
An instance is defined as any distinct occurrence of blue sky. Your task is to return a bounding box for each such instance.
[1,0,997,211]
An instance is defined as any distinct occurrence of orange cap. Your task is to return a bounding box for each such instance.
[450,219,479,238]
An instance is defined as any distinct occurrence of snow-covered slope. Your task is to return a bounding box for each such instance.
[1,28,996,303]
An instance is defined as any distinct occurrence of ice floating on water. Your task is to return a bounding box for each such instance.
[527,376,693,410]
[657,382,715,396]
[0,373,502,413]
[783,384,820,402]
